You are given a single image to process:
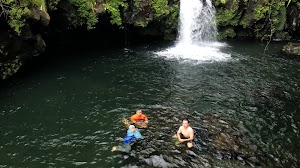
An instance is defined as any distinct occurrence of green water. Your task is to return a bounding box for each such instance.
[0,40,299,167]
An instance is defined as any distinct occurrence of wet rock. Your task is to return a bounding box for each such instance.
[144,155,175,168]
[218,119,228,125]
[186,150,197,157]
[248,156,259,164]
[282,42,300,57]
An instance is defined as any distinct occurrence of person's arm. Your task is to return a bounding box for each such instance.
[177,126,182,141]
[144,115,149,123]
[130,115,136,123]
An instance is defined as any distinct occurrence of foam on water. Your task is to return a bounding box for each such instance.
[157,42,230,62]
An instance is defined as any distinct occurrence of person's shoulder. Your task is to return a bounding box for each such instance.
[130,114,137,119]
[188,127,194,131]
[142,114,147,117]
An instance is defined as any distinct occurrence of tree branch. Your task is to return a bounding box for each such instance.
[0,3,11,20]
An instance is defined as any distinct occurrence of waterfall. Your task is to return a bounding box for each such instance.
[178,0,217,44]
[156,0,230,62]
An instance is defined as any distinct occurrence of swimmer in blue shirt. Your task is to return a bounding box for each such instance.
[111,125,144,153]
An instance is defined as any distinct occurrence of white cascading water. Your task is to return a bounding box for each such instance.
[157,0,230,62]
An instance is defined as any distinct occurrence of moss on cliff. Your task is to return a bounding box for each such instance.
[214,0,296,40]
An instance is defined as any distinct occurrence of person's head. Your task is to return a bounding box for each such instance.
[136,109,142,116]
[182,118,190,128]
[129,125,136,132]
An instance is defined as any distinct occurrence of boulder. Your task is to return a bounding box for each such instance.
[282,42,300,56]
[29,7,50,26]
[92,2,106,14]
[201,114,266,166]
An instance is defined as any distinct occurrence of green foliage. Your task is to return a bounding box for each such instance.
[151,0,169,18]
[134,20,147,27]
[133,0,141,8]
[214,0,294,39]
[216,8,238,26]
[47,0,61,11]
[7,5,30,34]
[254,4,268,20]
[218,27,236,39]
[161,4,179,34]
[1,0,98,32]
[220,0,227,4]
[215,0,240,27]
[0,56,22,79]
[104,0,127,26]
[214,0,227,6]
[0,0,296,41]
[0,0,47,34]
[166,4,178,27]
[239,18,250,28]
[68,0,98,29]
[150,0,179,36]
[28,0,46,10]
[252,1,287,40]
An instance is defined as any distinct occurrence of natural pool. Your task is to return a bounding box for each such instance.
[0,40,299,167]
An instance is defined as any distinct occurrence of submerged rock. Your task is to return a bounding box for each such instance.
[251,86,291,109]
[282,42,300,57]
[200,113,266,166]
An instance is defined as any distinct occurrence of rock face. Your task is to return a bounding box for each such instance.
[282,42,300,57]
[29,7,51,26]
[0,6,49,79]
[214,0,300,40]
[0,30,46,79]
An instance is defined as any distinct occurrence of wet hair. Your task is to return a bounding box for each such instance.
[129,125,135,129]
[182,118,190,123]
